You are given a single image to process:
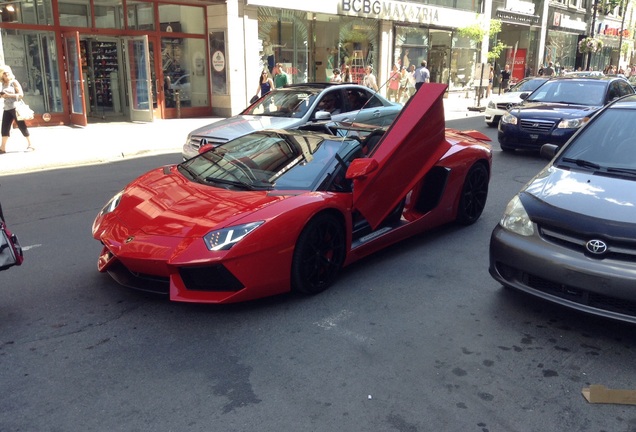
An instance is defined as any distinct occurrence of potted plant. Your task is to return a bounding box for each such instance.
[578,37,604,54]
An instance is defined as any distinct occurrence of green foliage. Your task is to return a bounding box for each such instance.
[457,19,503,63]
[487,41,505,62]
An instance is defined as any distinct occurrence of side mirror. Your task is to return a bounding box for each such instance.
[519,92,530,100]
[199,143,215,154]
[540,144,559,160]
[346,158,379,180]
[314,110,332,121]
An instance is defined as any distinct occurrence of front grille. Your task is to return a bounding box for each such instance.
[520,119,555,133]
[188,135,228,151]
[540,226,636,262]
[179,265,244,292]
[496,102,518,110]
[525,272,636,318]
[107,261,170,295]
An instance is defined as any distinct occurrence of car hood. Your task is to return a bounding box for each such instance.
[511,102,601,119]
[491,91,526,104]
[114,167,287,237]
[188,115,303,141]
[524,166,634,223]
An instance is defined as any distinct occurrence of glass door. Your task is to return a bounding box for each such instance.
[124,35,153,122]
[63,31,87,126]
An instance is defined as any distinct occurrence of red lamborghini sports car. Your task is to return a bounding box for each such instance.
[92,84,492,303]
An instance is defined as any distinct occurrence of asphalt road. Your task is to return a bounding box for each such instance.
[1,117,636,432]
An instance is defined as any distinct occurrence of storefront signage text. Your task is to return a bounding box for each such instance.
[552,11,586,32]
[496,9,540,25]
[340,0,440,23]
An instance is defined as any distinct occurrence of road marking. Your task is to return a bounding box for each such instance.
[22,244,43,251]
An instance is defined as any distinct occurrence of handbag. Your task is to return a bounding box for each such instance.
[15,100,34,121]
[0,220,24,271]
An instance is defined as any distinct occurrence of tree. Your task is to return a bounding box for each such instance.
[457,19,503,63]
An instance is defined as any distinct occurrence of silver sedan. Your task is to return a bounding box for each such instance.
[182,83,402,159]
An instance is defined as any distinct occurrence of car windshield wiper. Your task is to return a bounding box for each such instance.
[205,176,256,190]
[561,157,601,170]
[606,166,636,177]
[178,163,205,183]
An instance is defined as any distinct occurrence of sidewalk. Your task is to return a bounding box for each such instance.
[0,94,485,176]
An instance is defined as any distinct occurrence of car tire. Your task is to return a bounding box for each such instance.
[456,163,489,225]
[486,120,497,127]
[291,213,346,295]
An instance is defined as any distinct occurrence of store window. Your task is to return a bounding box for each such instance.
[394,25,429,71]
[162,37,208,108]
[1,29,63,114]
[94,0,123,29]
[127,0,154,30]
[257,7,378,85]
[58,0,90,27]
[450,33,479,90]
[546,32,578,72]
[1,0,54,25]
[158,4,205,35]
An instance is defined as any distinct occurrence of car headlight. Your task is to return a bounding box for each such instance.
[204,221,264,251]
[99,191,124,217]
[557,117,589,129]
[487,100,496,109]
[501,112,518,125]
[500,195,534,236]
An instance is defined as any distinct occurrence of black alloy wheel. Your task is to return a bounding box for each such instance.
[291,213,346,295]
[456,163,489,225]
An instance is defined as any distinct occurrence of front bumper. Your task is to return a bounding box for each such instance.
[489,224,636,324]
[498,123,573,150]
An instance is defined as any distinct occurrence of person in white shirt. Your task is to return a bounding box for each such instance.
[363,66,378,91]
[414,60,430,91]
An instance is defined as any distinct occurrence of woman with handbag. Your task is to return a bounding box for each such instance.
[0,65,34,154]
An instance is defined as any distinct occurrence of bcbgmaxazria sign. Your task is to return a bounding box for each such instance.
[339,0,441,24]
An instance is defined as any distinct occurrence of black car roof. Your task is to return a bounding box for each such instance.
[546,76,618,83]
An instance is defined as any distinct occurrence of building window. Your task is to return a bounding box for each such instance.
[162,37,208,107]
[126,0,153,30]
[0,0,54,25]
[158,4,205,35]
[58,0,90,27]
[1,29,63,114]
[94,0,123,29]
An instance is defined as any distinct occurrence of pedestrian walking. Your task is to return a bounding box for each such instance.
[255,69,274,98]
[273,63,289,88]
[414,60,430,91]
[499,64,511,94]
[0,65,34,154]
[387,64,400,101]
[363,66,378,91]
[544,62,555,76]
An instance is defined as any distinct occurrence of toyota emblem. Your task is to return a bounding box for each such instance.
[586,239,608,255]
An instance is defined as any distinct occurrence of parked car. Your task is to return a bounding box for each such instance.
[490,93,636,324]
[92,84,492,304]
[498,76,634,152]
[484,77,549,127]
[182,83,402,159]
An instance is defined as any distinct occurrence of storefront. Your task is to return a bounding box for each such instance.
[546,9,587,72]
[0,0,218,126]
[493,0,542,81]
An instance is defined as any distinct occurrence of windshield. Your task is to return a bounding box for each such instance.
[242,90,319,118]
[527,80,606,105]
[557,107,636,175]
[178,131,349,190]
[512,78,546,93]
